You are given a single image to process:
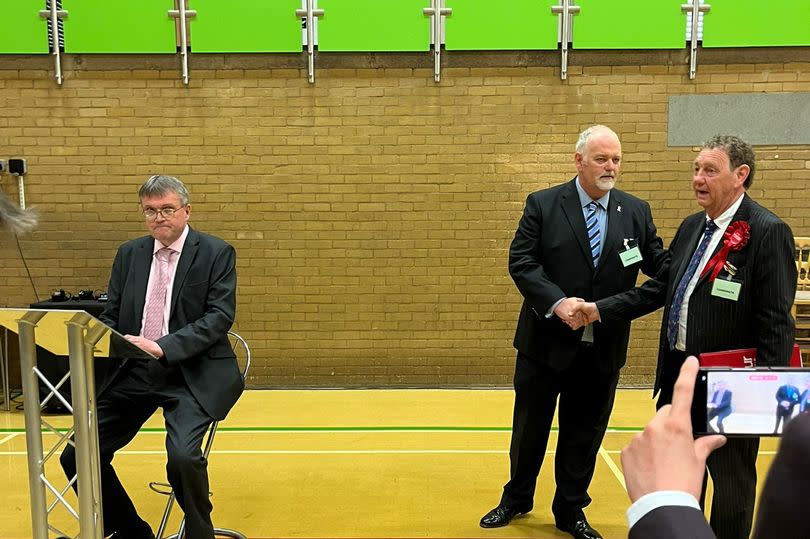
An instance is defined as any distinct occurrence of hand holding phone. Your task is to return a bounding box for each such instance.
[621,356,726,502]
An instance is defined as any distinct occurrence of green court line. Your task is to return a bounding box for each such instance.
[0,425,644,434]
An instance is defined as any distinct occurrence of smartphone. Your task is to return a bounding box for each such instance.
[692,368,810,436]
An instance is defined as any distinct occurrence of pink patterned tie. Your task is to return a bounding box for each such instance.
[142,247,174,341]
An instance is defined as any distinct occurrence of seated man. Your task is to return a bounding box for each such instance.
[60,175,243,539]
[622,356,810,539]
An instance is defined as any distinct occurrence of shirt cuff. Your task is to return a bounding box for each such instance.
[546,298,564,318]
[626,491,700,530]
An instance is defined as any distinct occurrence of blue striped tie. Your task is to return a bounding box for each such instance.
[585,201,602,267]
[666,219,718,350]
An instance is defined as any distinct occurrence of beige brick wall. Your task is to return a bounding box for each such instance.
[0,51,808,387]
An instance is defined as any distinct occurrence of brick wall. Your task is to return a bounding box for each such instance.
[0,51,808,387]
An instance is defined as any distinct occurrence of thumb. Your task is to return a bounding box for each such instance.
[694,434,727,461]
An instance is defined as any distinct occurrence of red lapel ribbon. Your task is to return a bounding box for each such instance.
[701,220,750,282]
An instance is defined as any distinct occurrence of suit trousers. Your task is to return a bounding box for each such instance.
[657,349,758,539]
[60,359,215,539]
[773,405,795,434]
[500,347,621,522]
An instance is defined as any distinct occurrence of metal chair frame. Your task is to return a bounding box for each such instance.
[150,330,251,539]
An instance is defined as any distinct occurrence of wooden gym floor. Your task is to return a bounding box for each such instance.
[0,389,780,539]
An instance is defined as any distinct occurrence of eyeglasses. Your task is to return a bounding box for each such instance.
[142,206,185,220]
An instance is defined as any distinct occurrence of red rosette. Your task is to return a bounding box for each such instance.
[724,220,750,252]
[701,220,750,282]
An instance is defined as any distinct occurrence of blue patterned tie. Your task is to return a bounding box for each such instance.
[585,201,602,267]
[666,219,718,350]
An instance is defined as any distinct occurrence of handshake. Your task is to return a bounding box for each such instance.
[554,297,600,330]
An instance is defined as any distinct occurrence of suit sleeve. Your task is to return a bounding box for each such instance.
[508,194,566,315]
[630,506,717,539]
[157,243,237,365]
[595,216,683,323]
[99,246,124,331]
[752,220,796,366]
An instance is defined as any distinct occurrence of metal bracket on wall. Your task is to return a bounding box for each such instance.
[681,0,711,80]
[423,0,452,82]
[38,4,68,86]
[168,1,197,85]
[296,0,325,83]
[551,0,580,80]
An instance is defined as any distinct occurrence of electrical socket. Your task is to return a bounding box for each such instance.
[8,158,26,176]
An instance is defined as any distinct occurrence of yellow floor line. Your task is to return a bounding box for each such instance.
[599,445,626,492]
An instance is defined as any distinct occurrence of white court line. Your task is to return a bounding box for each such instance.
[0,433,19,446]
[598,445,626,492]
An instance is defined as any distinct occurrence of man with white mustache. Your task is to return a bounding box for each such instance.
[480,125,667,539]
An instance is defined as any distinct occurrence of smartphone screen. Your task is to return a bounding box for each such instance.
[693,368,810,436]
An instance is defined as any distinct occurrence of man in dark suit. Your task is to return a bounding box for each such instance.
[623,356,810,539]
[60,175,242,539]
[479,125,666,539]
[773,378,800,433]
[579,135,797,539]
[706,380,732,433]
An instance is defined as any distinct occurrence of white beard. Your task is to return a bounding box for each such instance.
[595,177,615,191]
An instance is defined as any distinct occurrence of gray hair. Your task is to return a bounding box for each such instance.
[0,190,38,234]
[703,135,756,189]
[138,175,190,205]
[575,125,619,154]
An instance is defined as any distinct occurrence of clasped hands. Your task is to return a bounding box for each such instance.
[554,297,599,330]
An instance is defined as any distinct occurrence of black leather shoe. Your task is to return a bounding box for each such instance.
[479,504,531,528]
[556,517,603,539]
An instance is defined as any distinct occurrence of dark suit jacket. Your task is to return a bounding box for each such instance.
[597,194,797,390]
[100,227,243,421]
[775,384,800,408]
[710,389,732,415]
[629,505,716,539]
[510,178,666,373]
[628,413,810,539]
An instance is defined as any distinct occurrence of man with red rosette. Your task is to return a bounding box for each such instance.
[575,135,797,539]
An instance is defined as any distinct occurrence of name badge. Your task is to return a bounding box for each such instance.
[711,278,742,301]
[619,239,643,267]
